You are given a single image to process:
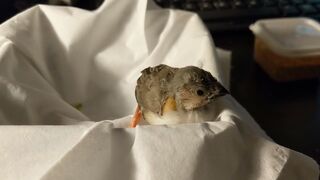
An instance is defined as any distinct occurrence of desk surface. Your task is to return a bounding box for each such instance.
[213,31,320,164]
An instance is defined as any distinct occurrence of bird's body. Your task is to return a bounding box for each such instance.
[143,102,217,125]
[131,64,228,127]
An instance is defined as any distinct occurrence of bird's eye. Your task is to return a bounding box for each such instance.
[196,89,204,96]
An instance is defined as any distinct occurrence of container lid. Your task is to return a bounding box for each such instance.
[250,18,320,57]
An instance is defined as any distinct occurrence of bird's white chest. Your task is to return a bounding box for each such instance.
[143,105,216,125]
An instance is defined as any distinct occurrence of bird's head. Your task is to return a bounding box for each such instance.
[171,66,229,111]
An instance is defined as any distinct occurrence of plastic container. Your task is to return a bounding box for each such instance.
[250,18,320,81]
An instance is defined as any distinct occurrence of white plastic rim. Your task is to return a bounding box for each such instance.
[250,17,320,57]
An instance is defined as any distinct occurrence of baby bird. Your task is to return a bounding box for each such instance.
[130,64,229,127]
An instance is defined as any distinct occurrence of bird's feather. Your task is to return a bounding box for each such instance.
[135,64,177,115]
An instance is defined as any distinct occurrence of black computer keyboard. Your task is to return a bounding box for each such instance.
[154,0,320,31]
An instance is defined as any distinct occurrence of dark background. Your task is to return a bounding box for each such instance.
[214,32,320,165]
[0,0,319,165]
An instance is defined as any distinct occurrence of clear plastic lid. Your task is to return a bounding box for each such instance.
[250,18,320,57]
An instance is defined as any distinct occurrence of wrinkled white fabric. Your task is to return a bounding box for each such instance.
[0,0,318,179]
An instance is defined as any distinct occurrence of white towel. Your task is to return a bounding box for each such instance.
[0,0,318,179]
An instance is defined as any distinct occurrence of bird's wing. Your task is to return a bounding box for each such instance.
[135,64,177,115]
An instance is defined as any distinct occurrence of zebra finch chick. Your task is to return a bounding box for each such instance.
[130,64,229,127]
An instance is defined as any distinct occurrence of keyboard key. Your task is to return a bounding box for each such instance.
[232,0,246,8]
[281,5,300,15]
[247,0,261,7]
[299,4,318,14]
[199,2,214,10]
[182,2,198,10]
[213,1,230,9]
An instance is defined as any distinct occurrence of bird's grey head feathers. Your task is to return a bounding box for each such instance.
[170,66,228,111]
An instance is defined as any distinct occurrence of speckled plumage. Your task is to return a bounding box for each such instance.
[133,64,229,125]
[135,64,177,115]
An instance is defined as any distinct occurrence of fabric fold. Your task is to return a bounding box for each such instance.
[0,0,318,179]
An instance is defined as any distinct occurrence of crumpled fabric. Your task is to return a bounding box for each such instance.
[0,0,318,179]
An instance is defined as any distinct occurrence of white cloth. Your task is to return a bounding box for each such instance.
[0,0,318,179]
